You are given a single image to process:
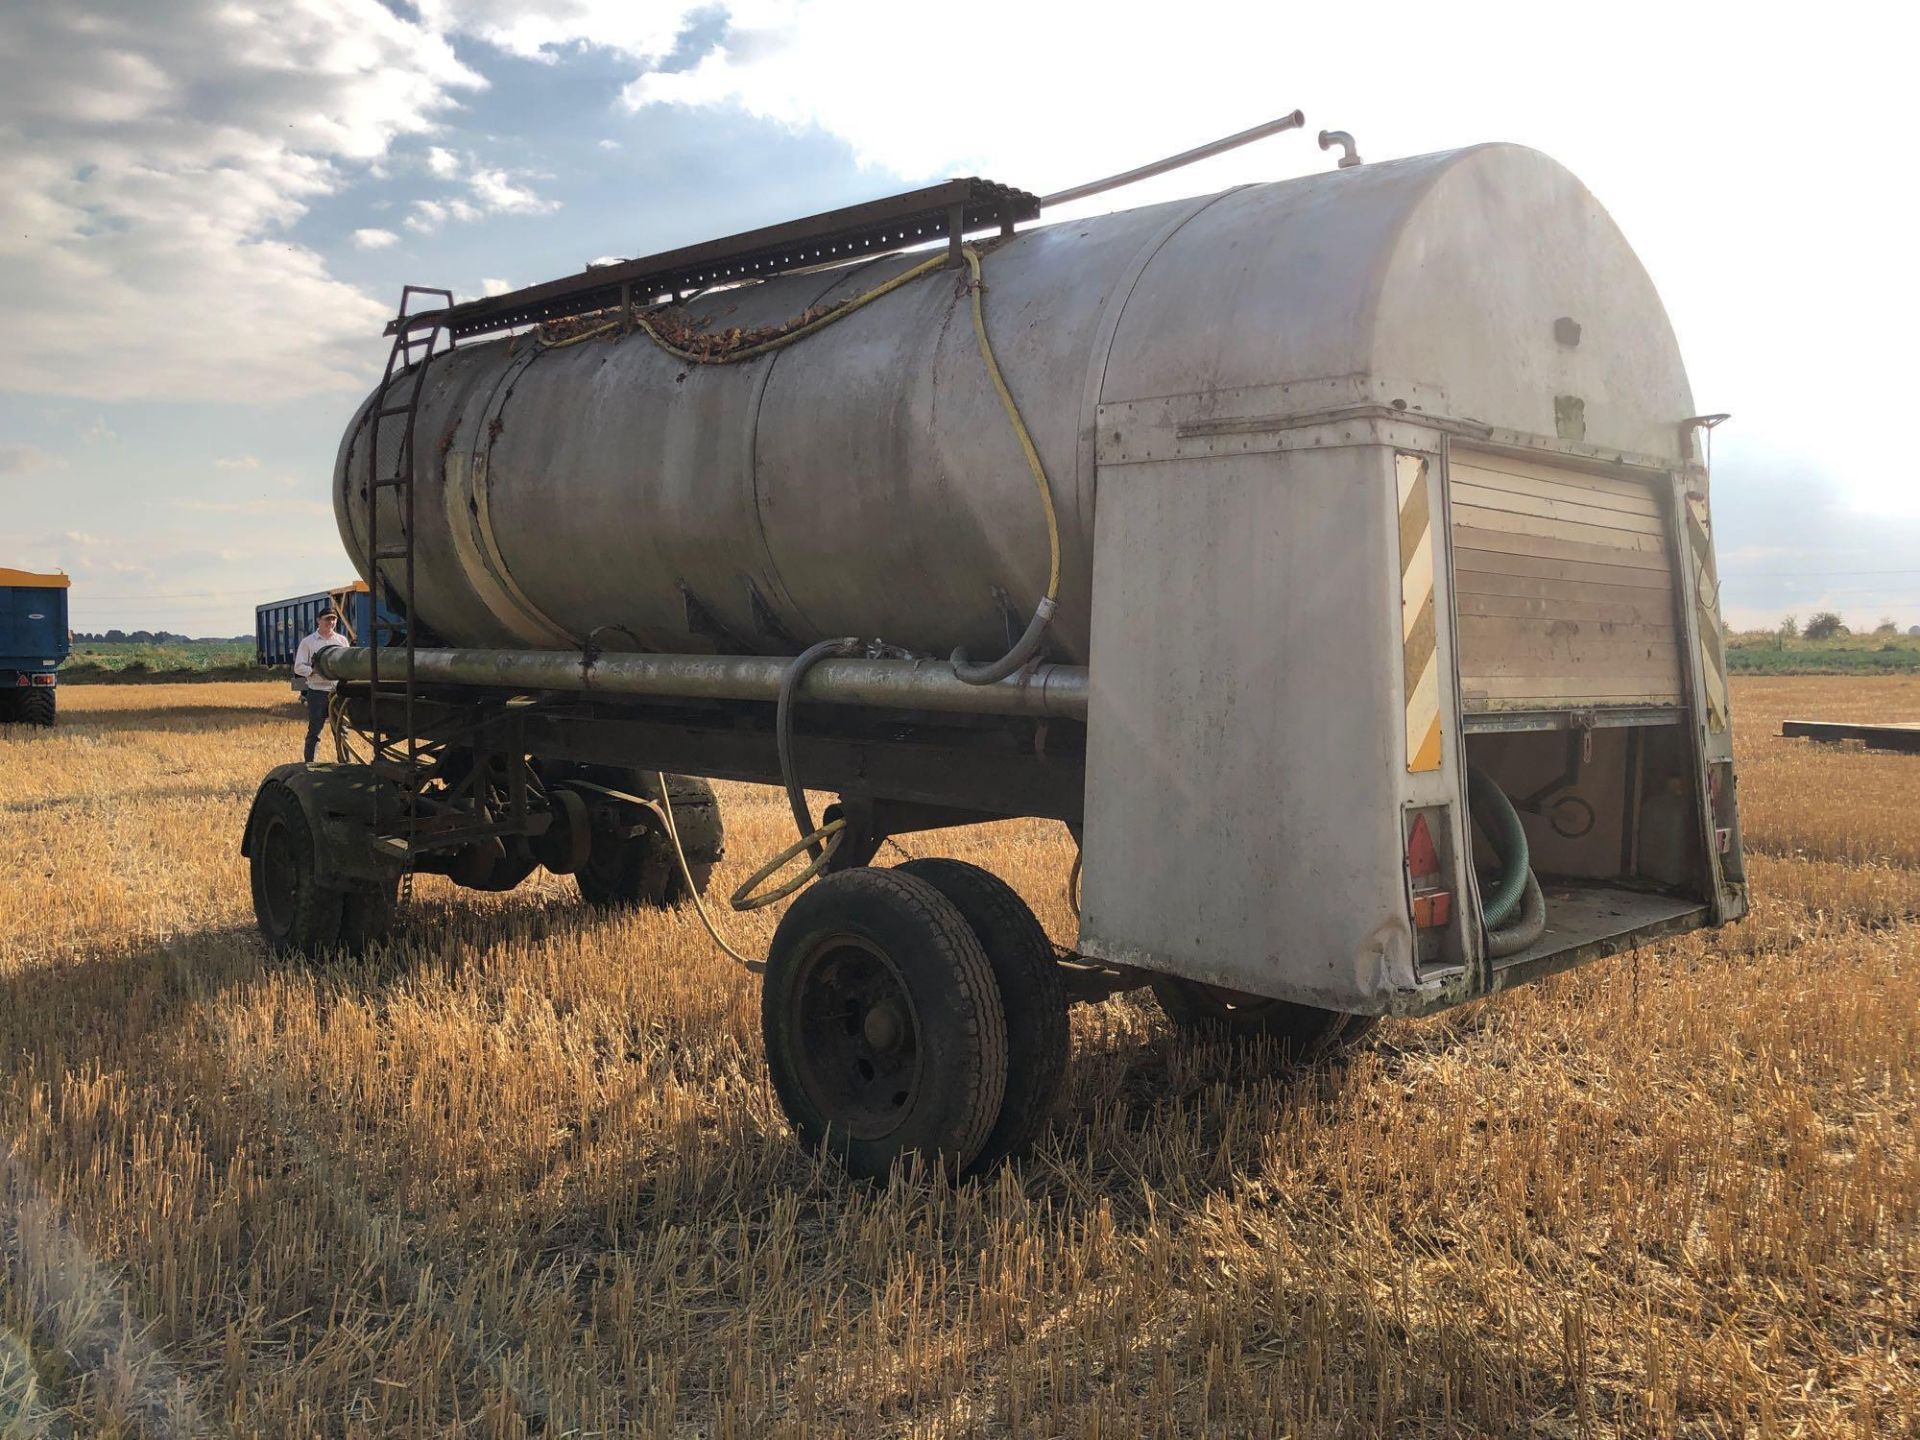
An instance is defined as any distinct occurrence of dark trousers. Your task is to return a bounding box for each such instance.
[303,688,331,763]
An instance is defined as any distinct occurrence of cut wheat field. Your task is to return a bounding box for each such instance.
[0,677,1914,1438]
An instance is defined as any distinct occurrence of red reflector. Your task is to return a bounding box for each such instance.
[30,674,56,686]
[1412,890,1453,929]
[1407,813,1440,884]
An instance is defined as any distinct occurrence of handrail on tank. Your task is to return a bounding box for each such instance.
[316,646,1090,722]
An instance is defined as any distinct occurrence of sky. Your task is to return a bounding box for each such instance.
[2,0,1916,636]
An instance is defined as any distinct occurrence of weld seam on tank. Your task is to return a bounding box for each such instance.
[745,262,878,639]
[1074,187,1244,552]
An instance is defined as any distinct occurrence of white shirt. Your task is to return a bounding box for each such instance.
[293,630,349,692]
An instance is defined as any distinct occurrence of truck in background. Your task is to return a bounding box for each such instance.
[0,569,72,727]
[255,582,400,668]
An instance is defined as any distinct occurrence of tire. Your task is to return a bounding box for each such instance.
[247,780,345,957]
[762,869,1008,1180]
[339,878,401,951]
[567,769,723,910]
[896,859,1069,1171]
[1339,1013,1381,1045]
[1149,975,1358,1060]
[20,689,54,728]
[0,691,18,724]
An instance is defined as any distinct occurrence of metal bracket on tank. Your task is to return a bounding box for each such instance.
[678,580,752,655]
[746,579,798,648]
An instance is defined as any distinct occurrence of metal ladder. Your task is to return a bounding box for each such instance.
[364,285,454,857]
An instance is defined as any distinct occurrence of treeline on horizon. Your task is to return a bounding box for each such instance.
[73,630,252,645]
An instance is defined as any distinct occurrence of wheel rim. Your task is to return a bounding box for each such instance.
[257,815,299,938]
[791,934,923,1141]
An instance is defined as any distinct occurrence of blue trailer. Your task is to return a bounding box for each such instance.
[255,582,397,667]
[1,568,71,727]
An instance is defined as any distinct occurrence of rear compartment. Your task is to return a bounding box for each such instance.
[1445,448,1740,980]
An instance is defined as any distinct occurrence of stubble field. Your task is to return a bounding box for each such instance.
[0,677,1914,1437]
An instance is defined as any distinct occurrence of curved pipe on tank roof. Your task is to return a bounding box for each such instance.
[1318,130,1363,168]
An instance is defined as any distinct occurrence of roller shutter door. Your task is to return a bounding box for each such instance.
[1449,450,1683,712]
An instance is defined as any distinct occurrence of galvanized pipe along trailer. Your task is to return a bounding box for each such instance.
[245,139,1746,1179]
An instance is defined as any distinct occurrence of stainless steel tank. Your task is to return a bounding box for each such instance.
[335,144,1691,663]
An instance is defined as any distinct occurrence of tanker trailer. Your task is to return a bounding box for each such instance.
[242,135,1746,1179]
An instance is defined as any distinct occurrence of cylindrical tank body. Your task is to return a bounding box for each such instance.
[336,144,1691,662]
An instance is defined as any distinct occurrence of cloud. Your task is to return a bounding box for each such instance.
[409,1,687,63]
[0,1,483,403]
[169,496,331,518]
[215,454,261,470]
[425,144,461,177]
[0,445,67,476]
[481,277,513,296]
[406,197,478,232]
[403,163,551,233]
[468,167,558,215]
[352,227,400,249]
[596,138,622,151]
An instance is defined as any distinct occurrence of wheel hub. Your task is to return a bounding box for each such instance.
[794,938,922,1139]
[862,999,907,1052]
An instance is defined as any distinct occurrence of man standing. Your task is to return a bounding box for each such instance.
[292,609,349,763]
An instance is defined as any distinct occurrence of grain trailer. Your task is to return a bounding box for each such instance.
[0,569,70,727]
[255,581,404,668]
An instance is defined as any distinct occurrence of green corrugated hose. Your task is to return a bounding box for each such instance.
[1468,768,1532,930]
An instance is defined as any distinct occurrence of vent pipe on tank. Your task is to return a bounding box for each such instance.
[1319,130,1362,168]
[1040,110,1306,209]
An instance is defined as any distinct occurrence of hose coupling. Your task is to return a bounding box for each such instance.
[951,595,1057,686]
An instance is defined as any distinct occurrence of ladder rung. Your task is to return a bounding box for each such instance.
[373,476,411,490]
[375,404,414,419]
[371,544,410,561]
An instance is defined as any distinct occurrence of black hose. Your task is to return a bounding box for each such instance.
[778,638,861,857]
[951,596,1056,685]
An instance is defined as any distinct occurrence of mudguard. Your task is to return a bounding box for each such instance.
[241,763,407,889]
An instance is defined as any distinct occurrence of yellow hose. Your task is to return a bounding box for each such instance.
[633,251,951,365]
[535,243,1063,944]
[958,246,1061,604]
[649,773,843,972]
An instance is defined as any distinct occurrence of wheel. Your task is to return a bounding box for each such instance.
[1339,1013,1381,1045]
[762,869,1007,1180]
[534,787,591,875]
[448,842,538,892]
[19,689,54,727]
[1149,975,1360,1060]
[896,859,1069,1171]
[246,780,345,956]
[564,769,723,910]
[339,877,401,951]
